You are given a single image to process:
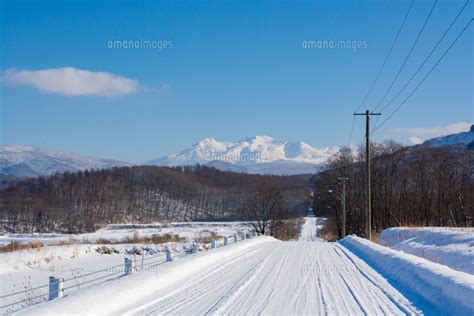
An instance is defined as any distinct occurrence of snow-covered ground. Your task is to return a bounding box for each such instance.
[299,214,323,241]
[380,227,474,275]
[4,218,474,315]
[0,222,254,313]
[0,221,253,247]
[341,235,474,314]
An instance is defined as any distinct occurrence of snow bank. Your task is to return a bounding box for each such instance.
[380,227,474,274]
[340,235,474,314]
[15,237,277,316]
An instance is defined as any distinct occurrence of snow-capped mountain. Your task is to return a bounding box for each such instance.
[0,145,131,177]
[147,135,340,175]
[422,124,474,148]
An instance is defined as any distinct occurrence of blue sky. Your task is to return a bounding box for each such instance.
[0,0,472,163]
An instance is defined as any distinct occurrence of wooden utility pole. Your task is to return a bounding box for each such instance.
[338,177,349,238]
[354,110,381,240]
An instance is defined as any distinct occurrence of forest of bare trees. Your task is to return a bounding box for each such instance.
[313,142,474,239]
[0,165,310,234]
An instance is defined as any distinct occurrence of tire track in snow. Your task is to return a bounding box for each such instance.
[205,255,269,315]
[134,245,275,315]
[218,241,295,315]
[333,244,421,315]
[316,274,328,315]
[327,243,410,315]
[286,243,321,313]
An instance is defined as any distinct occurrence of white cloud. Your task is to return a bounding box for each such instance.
[3,67,141,98]
[393,121,471,144]
[408,136,423,145]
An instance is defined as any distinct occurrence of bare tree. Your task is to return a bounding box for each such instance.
[244,180,284,235]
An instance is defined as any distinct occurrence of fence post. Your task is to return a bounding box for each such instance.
[224,236,228,246]
[210,239,216,249]
[166,249,173,262]
[124,257,134,275]
[233,234,238,243]
[48,276,64,301]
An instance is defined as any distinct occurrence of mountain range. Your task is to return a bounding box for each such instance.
[1,125,472,178]
[0,145,130,178]
[147,135,340,175]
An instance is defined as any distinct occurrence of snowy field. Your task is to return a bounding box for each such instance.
[380,227,474,275]
[0,221,254,313]
[0,221,254,247]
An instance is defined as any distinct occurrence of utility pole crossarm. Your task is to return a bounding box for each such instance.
[354,111,382,116]
[353,110,381,241]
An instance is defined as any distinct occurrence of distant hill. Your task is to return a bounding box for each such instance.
[422,124,474,149]
[0,145,131,177]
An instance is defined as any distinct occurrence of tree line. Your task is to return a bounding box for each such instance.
[313,142,474,239]
[0,165,310,234]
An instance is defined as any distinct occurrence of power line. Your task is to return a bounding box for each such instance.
[373,18,473,133]
[347,115,356,147]
[349,0,414,147]
[372,0,439,112]
[354,0,415,113]
[378,0,470,115]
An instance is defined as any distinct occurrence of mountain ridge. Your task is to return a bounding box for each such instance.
[421,124,474,148]
[2,126,472,178]
[147,135,340,175]
[0,145,131,177]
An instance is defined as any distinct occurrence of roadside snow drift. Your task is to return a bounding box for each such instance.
[380,227,474,275]
[340,235,474,314]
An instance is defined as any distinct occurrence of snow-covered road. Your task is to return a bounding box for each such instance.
[125,217,419,315]
[20,217,429,315]
[299,213,320,241]
[129,242,418,315]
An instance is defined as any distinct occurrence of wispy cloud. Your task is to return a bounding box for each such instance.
[143,82,171,94]
[393,121,471,145]
[3,67,141,98]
